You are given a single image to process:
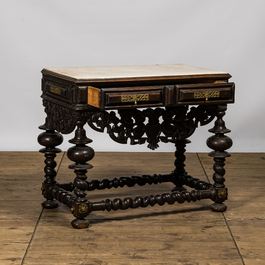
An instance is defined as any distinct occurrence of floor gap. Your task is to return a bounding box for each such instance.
[196,153,211,183]
[21,208,44,265]
[196,153,245,264]
[223,213,246,265]
[21,151,65,264]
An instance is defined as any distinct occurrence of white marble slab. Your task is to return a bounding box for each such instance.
[43,64,228,81]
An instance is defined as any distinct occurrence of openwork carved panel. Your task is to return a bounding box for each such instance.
[43,100,90,134]
[87,106,218,150]
[42,100,218,149]
[43,100,77,134]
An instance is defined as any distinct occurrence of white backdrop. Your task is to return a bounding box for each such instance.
[0,0,264,152]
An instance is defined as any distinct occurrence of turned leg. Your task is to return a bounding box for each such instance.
[207,104,232,212]
[171,139,190,192]
[67,119,94,229]
[38,123,63,209]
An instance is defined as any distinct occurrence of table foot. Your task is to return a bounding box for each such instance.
[41,200,58,209]
[71,218,89,229]
[210,202,227,212]
[171,185,187,192]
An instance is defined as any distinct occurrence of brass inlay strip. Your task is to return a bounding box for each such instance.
[50,86,61,95]
[121,94,149,105]
[194,91,220,101]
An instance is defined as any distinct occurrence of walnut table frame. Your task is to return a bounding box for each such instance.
[38,64,235,229]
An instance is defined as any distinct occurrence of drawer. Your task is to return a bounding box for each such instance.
[88,86,164,110]
[176,83,235,105]
[43,81,88,106]
[44,81,71,103]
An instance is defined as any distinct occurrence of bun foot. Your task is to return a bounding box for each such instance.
[71,218,89,229]
[42,200,59,209]
[210,202,227,212]
[171,186,187,192]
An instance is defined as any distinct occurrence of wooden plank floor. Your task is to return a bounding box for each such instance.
[1,152,265,265]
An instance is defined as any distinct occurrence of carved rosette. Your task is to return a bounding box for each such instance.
[87,106,218,150]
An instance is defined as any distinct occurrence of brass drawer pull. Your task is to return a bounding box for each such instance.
[194,91,220,101]
[121,94,149,105]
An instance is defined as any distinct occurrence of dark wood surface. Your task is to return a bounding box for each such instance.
[38,64,234,229]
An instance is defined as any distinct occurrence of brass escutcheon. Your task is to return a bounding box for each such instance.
[121,94,149,105]
[194,91,220,101]
[50,86,61,95]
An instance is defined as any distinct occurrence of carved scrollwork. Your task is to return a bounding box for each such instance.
[87,105,218,150]
[42,100,218,148]
[42,100,77,134]
[42,100,91,134]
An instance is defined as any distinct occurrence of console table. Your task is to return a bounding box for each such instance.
[38,64,235,229]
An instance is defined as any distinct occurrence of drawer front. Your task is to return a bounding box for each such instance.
[176,83,235,105]
[105,89,162,108]
[43,77,88,107]
[44,81,71,103]
[88,86,165,110]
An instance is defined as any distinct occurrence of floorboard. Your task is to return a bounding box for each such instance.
[0,152,264,264]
